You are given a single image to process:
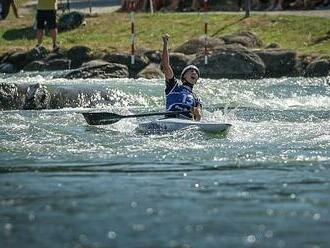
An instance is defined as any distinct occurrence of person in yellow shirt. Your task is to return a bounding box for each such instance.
[36,0,59,52]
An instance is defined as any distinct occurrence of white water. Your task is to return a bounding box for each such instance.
[0,75,330,248]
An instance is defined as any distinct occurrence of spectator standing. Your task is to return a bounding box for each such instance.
[266,0,284,10]
[290,0,326,9]
[0,0,22,20]
[36,0,60,52]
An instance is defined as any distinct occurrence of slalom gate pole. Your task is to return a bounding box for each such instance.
[129,1,136,65]
[67,0,70,12]
[149,0,154,14]
[203,0,208,65]
[245,0,251,18]
[88,0,92,14]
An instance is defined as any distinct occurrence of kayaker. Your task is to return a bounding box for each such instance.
[161,34,202,121]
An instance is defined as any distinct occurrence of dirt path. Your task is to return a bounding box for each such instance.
[21,0,330,19]
[22,0,122,14]
[228,9,330,19]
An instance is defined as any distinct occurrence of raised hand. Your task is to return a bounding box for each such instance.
[162,34,170,45]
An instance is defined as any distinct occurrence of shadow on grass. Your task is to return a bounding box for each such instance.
[210,16,246,37]
[2,26,36,40]
[309,31,330,46]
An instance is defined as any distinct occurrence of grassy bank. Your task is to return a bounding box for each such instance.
[0,11,329,57]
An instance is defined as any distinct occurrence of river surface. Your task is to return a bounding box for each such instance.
[0,74,330,248]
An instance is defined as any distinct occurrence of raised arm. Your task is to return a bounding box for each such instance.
[161,34,174,80]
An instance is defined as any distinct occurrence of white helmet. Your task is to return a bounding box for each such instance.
[180,65,200,81]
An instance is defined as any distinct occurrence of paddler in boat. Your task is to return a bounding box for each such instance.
[161,34,203,121]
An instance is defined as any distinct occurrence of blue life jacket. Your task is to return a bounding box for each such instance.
[165,78,201,119]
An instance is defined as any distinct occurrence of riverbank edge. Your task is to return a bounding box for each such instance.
[1,31,329,80]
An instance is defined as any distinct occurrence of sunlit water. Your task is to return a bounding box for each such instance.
[1,74,329,248]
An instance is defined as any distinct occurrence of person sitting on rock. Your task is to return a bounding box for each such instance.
[161,34,202,121]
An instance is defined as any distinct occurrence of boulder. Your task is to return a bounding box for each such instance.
[311,31,330,45]
[0,63,17,73]
[23,61,46,71]
[128,56,150,77]
[304,59,330,77]
[26,46,49,62]
[23,83,50,110]
[174,36,225,55]
[64,63,129,79]
[192,45,265,79]
[295,55,315,75]
[265,43,281,49]
[3,50,27,70]
[81,59,110,68]
[137,63,164,79]
[103,52,149,77]
[47,86,133,109]
[48,88,84,108]
[254,49,298,78]
[220,31,263,48]
[58,11,86,32]
[0,82,132,110]
[169,52,192,77]
[103,52,131,65]
[48,88,113,109]
[0,83,22,110]
[45,59,71,71]
[0,53,7,62]
[144,50,162,64]
[44,51,67,61]
[67,46,94,68]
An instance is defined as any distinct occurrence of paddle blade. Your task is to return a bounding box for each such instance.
[81,112,122,125]
[80,110,191,125]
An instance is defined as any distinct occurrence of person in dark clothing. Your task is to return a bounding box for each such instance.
[0,0,21,20]
[161,34,202,121]
[35,0,60,52]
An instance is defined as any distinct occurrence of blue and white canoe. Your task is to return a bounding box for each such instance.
[137,118,232,134]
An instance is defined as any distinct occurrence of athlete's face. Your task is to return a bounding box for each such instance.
[183,69,199,84]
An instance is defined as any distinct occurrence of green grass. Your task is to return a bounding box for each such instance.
[0,12,329,57]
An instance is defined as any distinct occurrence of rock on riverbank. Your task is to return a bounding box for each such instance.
[0,82,123,110]
[1,31,330,110]
[1,31,329,79]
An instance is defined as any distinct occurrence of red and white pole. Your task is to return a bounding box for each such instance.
[129,1,136,65]
[149,0,154,13]
[204,0,208,65]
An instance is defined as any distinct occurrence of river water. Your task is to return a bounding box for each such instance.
[0,74,329,248]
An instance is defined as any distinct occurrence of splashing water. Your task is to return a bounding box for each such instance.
[0,74,329,248]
